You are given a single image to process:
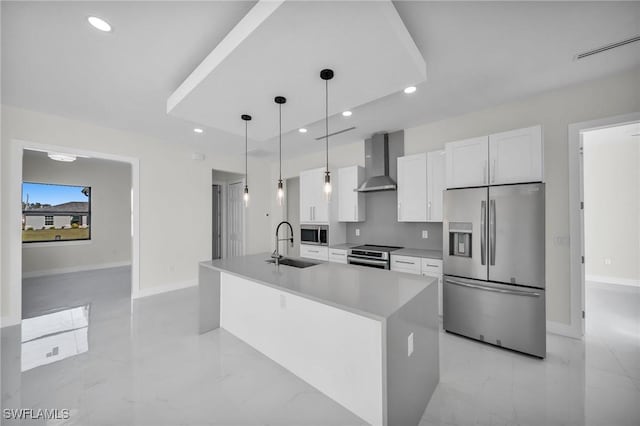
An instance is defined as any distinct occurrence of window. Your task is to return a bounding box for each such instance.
[22,182,91,243]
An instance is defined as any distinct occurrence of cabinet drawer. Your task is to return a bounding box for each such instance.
[390,255,421,275]
[420,258,443,276]
[329,249,348,264]
[300,244,329,261]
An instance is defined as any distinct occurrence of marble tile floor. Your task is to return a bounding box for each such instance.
[1,268,639,426]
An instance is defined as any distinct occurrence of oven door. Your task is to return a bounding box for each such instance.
[347,256,389,269]
[300,228,320,245]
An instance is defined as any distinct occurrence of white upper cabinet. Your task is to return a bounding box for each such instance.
[426,150,446,222]
[446,126,543,188]
[397,153,428,222]
[300,168,329,224]
[489,125,543,185]
[445,136,489,189]
[338,166,366,222]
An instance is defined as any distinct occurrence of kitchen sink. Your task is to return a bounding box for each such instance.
[265,258,320,269]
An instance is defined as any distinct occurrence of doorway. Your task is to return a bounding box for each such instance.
[581,122,639,335]
[212,169,246,259]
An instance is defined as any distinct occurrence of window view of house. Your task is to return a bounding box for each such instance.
[22,182,91,243]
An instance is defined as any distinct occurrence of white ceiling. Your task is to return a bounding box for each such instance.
[167,0,425,141]
[3,1,640,161]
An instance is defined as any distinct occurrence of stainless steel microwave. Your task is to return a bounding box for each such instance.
[300,225,328,245]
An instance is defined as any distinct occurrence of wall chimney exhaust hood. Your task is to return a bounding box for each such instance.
[357,131,404,192]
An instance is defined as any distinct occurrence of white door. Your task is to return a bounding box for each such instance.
[489,125,543,185]
[338,166,365,222]
[299,170,313,223]
[227,181,244,257]
[397,153,428,222]
[445,136,489,188]
[427,150,446,222]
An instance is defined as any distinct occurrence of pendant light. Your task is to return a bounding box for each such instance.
[241,114,251,207]
[275,96,286,206]
[320,69,334,201]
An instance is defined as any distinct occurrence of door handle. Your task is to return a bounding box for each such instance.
[446,278,540,297]
[491,159,496,183]
[395,260,416,265]
[480,200,486,265]
[483,160,488,184]
[489,199,496,265]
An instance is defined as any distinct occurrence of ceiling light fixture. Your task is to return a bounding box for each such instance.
[193,128,204,134]
[87,16,112,32]
[275,96,287,206]
[241,114,252,207]
[342,110,352,117]
[298,128,308,133]
[47,152,77,162]
[321,69,335,201]
[404,86,417,94]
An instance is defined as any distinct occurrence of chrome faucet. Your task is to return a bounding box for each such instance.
[272,221,294,267]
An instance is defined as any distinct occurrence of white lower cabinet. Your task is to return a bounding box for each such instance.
[421,259,443,317]
[391,255,443,316]
[300,244,329,261]
[390,255,421,275]
[328,248,348,264]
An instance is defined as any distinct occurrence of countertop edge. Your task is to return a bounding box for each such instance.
[200,261,391,322]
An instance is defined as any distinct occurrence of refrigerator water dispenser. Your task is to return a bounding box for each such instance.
[448,222,472,257]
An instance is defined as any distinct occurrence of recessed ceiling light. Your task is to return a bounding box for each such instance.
[193,128,204,134]
[404,86,417,94]
[342,111,352,117]
[88,16,112,32]
[299,128,308,133]
[48,152,77,162]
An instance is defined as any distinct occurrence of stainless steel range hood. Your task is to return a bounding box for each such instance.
[357,131,404,192]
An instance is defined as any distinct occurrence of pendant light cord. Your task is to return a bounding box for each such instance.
[245,120,248,186]
[279,103,282,180]
[325,79,329,172]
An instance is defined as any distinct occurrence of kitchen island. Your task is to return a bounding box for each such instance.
[199,254,439,426]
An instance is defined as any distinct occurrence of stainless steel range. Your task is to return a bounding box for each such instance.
[347,244,403,269]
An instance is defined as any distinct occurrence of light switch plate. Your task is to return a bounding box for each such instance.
[355,228,360,237]
[407,332,414,357]
[422,230,428,239]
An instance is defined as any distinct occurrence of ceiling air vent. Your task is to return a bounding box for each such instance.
[314,126,356,141]
[575,35,640,60]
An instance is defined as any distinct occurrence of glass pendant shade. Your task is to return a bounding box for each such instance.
[323,171,332,201]
[277,179,284,206]
[243,185,250,207]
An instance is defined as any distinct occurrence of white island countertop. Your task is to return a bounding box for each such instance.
[200,253,434,321]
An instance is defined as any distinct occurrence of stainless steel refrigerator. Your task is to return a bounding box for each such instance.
[443,183,546,358]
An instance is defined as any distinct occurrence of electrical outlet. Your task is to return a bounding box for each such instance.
[422,230,428,239]
[407,332,414,357]
[280,294,287,309]
[355,228,360,237]
[604,258,612,265]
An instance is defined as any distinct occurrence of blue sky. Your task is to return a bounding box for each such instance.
[22,182,88,206]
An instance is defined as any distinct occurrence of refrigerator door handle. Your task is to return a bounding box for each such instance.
[489,199,496,265]
[446,278,541,297]
[480,200,486,265]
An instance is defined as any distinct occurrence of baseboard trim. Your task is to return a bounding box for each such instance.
[547,320,581,339]
[585,274,640,288]
[22,261,132,279]
[1,315,21,329]
[133,280,197,299]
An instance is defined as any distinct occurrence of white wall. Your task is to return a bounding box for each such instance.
[1,106,271,323]
[583,124,640,286]
[271,67,640,325]
[21,150,132,276]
